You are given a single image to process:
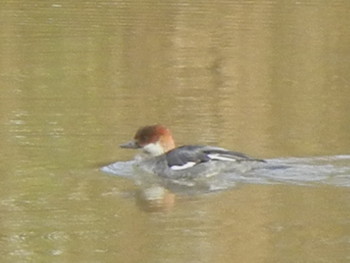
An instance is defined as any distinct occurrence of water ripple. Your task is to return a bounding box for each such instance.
[101,155,350,192]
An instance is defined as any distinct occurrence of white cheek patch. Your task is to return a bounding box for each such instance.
[207,154,237,162]
[143,142,165,156]
[170,162,197,170]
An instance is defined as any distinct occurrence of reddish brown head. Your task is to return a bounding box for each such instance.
[120,125,175,156]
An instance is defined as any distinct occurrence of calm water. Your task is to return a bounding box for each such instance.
[1,0,350,262]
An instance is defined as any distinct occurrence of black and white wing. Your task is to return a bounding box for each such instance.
[165,145,264,171]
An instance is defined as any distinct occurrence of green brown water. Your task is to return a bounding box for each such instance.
[1,1,349,262]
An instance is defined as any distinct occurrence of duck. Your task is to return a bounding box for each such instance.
[120,125,265,179]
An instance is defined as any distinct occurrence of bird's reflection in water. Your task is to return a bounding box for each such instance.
[133,176,230,212]
[136,185,176,212]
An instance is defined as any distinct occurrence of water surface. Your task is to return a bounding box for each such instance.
[1,0,350,262]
